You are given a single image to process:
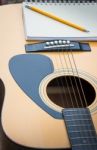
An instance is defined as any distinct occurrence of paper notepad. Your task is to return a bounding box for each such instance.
[22,0,97,41]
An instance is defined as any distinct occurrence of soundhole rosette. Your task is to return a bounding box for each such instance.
[39,69,97,113]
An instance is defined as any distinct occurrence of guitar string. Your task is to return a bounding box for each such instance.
[66,49,84,107]
[61,43,88,143]
[62,42,82,108]
[50,41,75,108]
[54,40,95,147]
[57,42,86,146]
[48,40,95,146]
[62,47,79,108]
[58,41,87,108]
[64,51,79,108]
[70,50,88,107]
[60,41,80,108]
[46,43,70,111]
[51,40,76,108]
[59,42,91,149]
[66,42,87,107]
[55,44,74,108]
[61,43,90,149]
[56,41,79,109]
[58,48,74,108]
[54,42,81,114]
[67,42,95,147]
[54,51,69,107]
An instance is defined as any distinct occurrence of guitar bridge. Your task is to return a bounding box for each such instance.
[25,40,91,52]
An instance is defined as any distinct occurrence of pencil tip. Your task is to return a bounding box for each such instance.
[85,29,90,32]
[25,5,30,9]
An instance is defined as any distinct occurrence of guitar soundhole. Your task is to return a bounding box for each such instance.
[47,76,96,108]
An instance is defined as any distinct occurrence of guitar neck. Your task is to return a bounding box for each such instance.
[62,108,97,150]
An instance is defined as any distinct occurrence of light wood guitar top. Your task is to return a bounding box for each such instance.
[0,4,97,149]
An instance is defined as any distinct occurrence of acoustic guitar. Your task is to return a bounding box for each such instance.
[1,40,97,149]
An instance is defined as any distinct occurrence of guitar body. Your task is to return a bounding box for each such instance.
[1,42,97,149]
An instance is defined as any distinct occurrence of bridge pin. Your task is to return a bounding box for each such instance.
[54,40,58,45]
[46,42,50,46]
[63,40,66,44]
[67,40,70,44]
[50,41,54,45]
[59,40,62,44]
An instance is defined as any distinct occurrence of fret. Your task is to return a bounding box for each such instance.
[72,144,97,150]
[67,124,94,131]
[72,145,97,150]
[69,129,95,132]
[64,113,90,116]
[67,123,93,128]
[63,108,90,114]
[69,130,96,138]
[73,143,97,146]
[64,119,93,125]
[71,136,97,139]
[68,129,95,133]
[66,118,91,121]
[62,108,97,150]
[64,114,91,120]
[71,137,97,145]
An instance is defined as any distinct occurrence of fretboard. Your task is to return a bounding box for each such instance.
[62,108,97,150]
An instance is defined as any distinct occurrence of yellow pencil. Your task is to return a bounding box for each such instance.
[25,5,89,32]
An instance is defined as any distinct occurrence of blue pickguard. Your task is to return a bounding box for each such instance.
[9,54,62,119]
